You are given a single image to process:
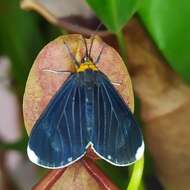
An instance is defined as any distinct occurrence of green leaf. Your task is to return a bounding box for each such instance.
[86,0,141,32]
[138,0,190,83]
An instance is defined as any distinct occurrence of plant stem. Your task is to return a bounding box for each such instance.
[115,29,128,66]
[127,156,144,190]
[116,29,145,190]
[0,136,28,152]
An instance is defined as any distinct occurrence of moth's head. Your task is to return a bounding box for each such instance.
[64,35,102,72]
[77,56,97,72]
[80,55,93,64]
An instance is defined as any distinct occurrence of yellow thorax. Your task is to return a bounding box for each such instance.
[77,61,98,72]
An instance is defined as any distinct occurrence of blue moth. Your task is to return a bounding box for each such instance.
[27,36,144,169]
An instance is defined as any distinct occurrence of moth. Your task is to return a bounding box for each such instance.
[27,36,144,169]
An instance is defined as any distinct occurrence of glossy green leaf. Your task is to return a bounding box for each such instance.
[138,0,190,82]
[86,0,141,32]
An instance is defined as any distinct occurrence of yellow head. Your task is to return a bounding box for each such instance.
[77,61,98,72]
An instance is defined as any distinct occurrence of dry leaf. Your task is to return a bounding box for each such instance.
[20,0,108,35]
[23,34,134,134]
[33,158,120,190]
[22,34,134,189]
[124,18,190,190]
[21,0,190,187]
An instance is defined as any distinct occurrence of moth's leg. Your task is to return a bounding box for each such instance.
[94,45,105,64]
[42,69,72,75]
[112,82,121,86]
[63,42,80,67]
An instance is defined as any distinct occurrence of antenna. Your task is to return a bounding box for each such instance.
[94,44,105,64]
[89,22,103,58]
[81,35,89,58]
[63,42,80,67]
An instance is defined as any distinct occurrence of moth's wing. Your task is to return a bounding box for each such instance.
[27,74,88,169]
[91,72,144,166]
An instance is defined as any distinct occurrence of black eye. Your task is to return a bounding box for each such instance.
[89,57,93,62]
[81,56,93,63]
[81,57,86,63]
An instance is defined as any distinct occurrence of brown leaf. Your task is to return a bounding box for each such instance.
[21,0,190,186]
[124,18,190,190]
[33,158,120,190]
[23,34,133,189]
[23,34,134,135]
[20,0,108,35]
[22,35,134,190]
[21,0,92,20]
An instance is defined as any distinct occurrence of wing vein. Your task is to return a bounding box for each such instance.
[100,86,107,156]
[101,81,120,124]
[78,86,84,148]
[97,85,101,149]
[71,86,78,156]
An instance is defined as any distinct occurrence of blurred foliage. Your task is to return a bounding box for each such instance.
[0,0,61,95]
[86,0,141,32]
[0,134,27,152]
[138,0,190,83]
[87,0,190,83]
[2,0,189,189]
[0,1,61,188]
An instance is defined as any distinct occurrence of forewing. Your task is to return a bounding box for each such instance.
[27,74,88,169]
[91,72,144,166]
